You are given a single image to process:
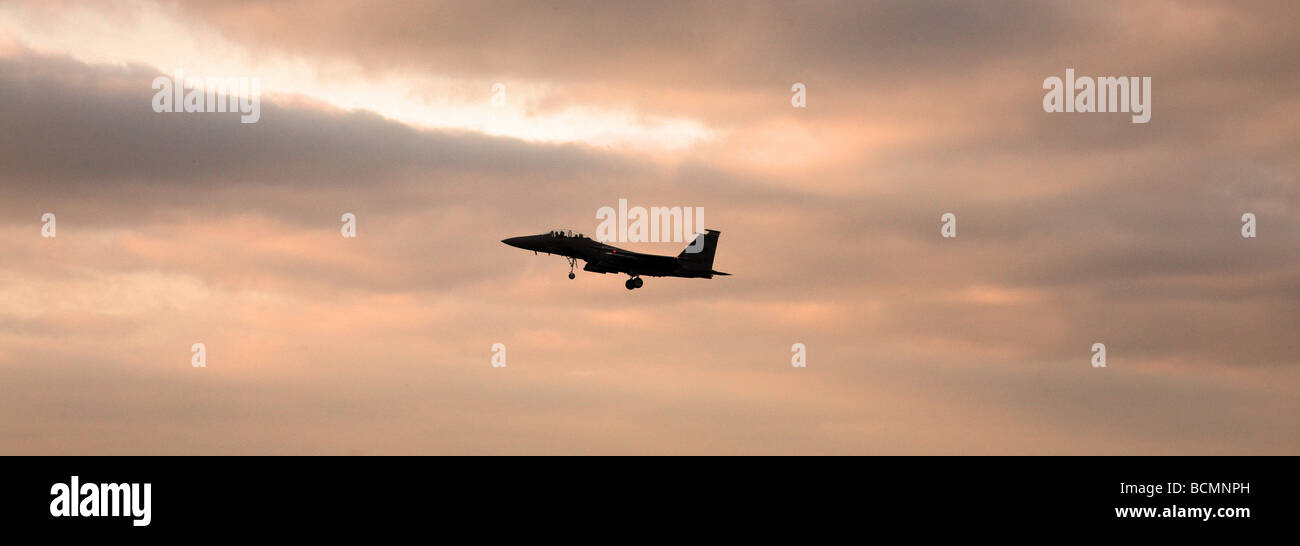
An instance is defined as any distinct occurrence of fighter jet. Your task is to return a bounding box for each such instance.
[502,229,729,290]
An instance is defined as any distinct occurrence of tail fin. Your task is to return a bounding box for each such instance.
[678,229,720,271]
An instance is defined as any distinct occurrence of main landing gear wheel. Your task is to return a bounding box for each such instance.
[625,277,644,290]
[566,257,577,279]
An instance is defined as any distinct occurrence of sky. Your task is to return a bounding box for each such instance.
[0,0,1296,454]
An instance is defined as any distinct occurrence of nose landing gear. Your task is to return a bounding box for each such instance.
[624,276,644,290]
[566,257,577,280]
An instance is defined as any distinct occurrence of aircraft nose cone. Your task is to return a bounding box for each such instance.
[501,237,526,249]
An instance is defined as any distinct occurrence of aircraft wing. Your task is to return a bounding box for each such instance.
[582,247,679,276]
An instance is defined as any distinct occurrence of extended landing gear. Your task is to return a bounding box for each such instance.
[624,276,644,290]
[566,257,577,280]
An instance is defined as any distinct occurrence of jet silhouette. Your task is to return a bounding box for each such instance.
[502,229,729,290]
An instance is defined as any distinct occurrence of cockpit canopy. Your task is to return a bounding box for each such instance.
[547,229,585,238]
